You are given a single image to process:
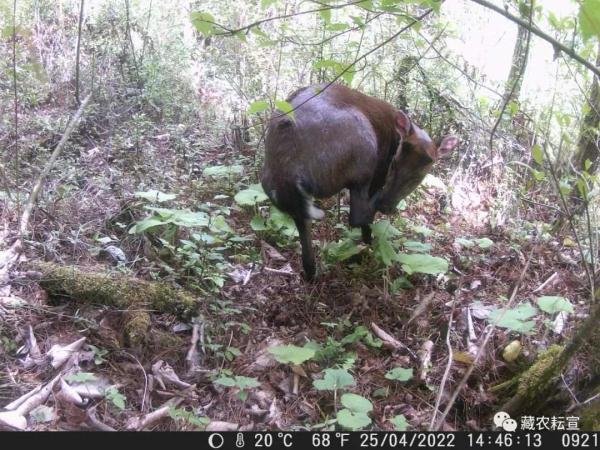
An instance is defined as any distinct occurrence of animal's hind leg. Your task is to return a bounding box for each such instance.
[294,217,316,281]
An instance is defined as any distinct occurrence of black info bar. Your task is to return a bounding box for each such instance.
[3,431,599,449]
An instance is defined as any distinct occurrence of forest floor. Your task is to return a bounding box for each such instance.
[0,101,591,431]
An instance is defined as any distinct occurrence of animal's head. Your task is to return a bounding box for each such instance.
[371,111,458,214]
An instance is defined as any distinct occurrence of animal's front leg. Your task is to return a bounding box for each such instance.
[349,185,375,244]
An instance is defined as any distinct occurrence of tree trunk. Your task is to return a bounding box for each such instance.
[574,43,600,175]
[503,22,530,106]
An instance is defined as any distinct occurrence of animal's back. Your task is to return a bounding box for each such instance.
[262,84,382,209]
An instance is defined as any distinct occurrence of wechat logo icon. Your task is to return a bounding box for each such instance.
[493,411,518,432]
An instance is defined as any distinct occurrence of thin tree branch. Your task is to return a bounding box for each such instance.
[75,0,84,105]
[469,0,600,79]
[488,0,533,157]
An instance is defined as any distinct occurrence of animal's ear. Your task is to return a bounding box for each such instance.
[395,111,412,138]
[437,135,458,158]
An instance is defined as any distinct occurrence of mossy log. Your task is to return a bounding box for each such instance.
[26,261,199,347]
[500,345,564,416]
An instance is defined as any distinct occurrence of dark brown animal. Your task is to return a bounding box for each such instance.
[261,84,458,280]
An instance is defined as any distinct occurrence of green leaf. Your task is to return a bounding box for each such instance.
[190,12,216,36]
[261,0,278,9]
[488,303,538,334]
[532,144,544,165]
[537,296,574,315]
[135,190,177,203]
[64,372,97,383]
[390,414,409,431]
[214,375,260,390]
[475,238,494,249]
[275,100,295,120]
[397,253,448,275]
[169,407,210,428]
[104,387,126,410]
[579,0,600,41]
[374,237,399,267]
[269,345,316,365]
[209,215,233,234]
[340,393,373,413]
[235,184,269,206]
[327,23,350,32]
[455,237,474,248]
[323,238,362,262]
[30,405,56,424]
[337,409,371,430]
[385,367,413,382]
[248,100,270,114]
[203,164,244,178]
[129,215,170,234]
[250,215,268,231]
[403,241,431,253]
[313,368,355,391]
[319,8,332,24]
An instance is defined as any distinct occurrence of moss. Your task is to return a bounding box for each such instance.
[29,262,198,315]
[27,261,200,347]
[516,345,564,401]
[578,399,600,431]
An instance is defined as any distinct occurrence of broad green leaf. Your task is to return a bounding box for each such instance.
[261,0,278,9]
[337,409,371,430]
[475,238,494,249]
[235,184,269,206]
[397,253,449,275]
[390,414,409,431]
[145,208,209,228]
[537,296,574,315]
[30,406,56,424]
[169,407,210,428]
[327,23,350,32]
[340,393,373,413]
[488,303,538,334]
[584,159,593,172]
[248,100,270,114]
[371,220,401,239]
[64,372,97,383]
[269,345,315,364]
[323,239,362,262]
[104,387,126,410]
[210,215,233,234]
[411,225,433,236]
[319,8,331,24]
[129,215,170,234]
[203,165,244,178]
[190,12,216,36]
[384,367,413,382]
[135,190,177,203]
[455,237,474,248]
[579,0,600,41]
[532,144,544,165]
[313,368,355,391]
[275,100,295,120]
[403,241,431,253]
[214,375,260,389]
[559,180,572,195]
[374,237,399,267]
[250,215,268,231]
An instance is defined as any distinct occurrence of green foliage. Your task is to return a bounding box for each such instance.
[403,241,432,253]
[104,386,126,410]
[190,11,217,36]
[64,372,97,383]
[488,303,538,334]
[337,393,373,430]
[169,407,210,429]
[390,414,409,431]
[384,367,414,382]
[537,296,574,315]
[579,0,600,41]
[313,368,355,391]
[203,165,244,179]
[235,184,269,206]
[248,100,270,114]
[135,190,178,203]
[397,253,448,275]
[269,345,316,365]
[88,345,108,365]
[214,375,261,401]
